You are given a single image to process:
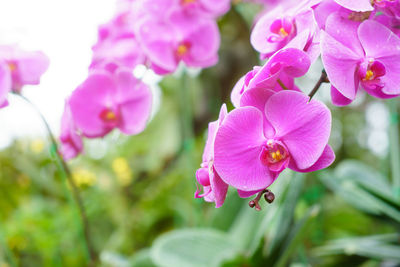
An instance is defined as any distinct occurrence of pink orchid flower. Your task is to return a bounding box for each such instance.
[375,0,400,19]
[97,12,135,43]
[374,13,400,37]
[195,104,229,208]
[60,101,84,160]
[91,12,145,71]
[251,1,321,60]
[0,62,12,108]
[0,45,49,107]
[90,35,145,71]
[231,48,310,107]
[333,0,374,12]
[177,0,231,17]
[133,0,230,19]
[214,89,334,193]
[321,13,400,105]
[69,65,152,138]
[135,9,220,74]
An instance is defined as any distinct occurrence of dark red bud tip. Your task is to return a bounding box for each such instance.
[264,192,275,203]
[249,200,256,208]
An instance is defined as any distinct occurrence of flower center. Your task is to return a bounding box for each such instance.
[268,18,293,43]
[361,60,385,82]
[259,140,289,172]
[7,61,17,72]
[364,70,374,81]
[279,27,289,38]
[176,42,191,58]
[99,108,119,123]
[181,0,196,5]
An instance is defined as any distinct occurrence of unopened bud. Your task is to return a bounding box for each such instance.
[249,200,256,208]
[264,191,275,203]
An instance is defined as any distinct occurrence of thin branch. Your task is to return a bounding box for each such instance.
[308,70,329,101]
[277,79,289,90]
[16,93,98,265]
[389,100,400,200]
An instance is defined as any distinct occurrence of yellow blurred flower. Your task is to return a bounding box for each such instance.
[112,157,133,186]
[8,235,27,250]
[30,139,45,154]
[17,174,30,188]
[72,168,96,187]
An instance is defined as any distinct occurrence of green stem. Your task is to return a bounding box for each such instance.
[389,99,400,200]
[16,94,98,265]
[178,71,194,152]
[0,228,17,267]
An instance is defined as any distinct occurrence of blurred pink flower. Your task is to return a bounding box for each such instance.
[90,13,145,70]
[333,0,374,12]
[0,62,11,108]
[195,104,229,208]
[133,0,230,19]
[0,45,49,107]
[136,9,220,74]
[91,35,145,70]
[60,101,84,160]
[69,65,152,138]
[375,0,400,19]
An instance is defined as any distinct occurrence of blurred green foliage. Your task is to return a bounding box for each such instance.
[1,2,400,267]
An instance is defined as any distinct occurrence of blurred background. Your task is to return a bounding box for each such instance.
[1,1,400,267]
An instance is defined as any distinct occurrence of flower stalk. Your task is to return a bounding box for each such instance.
[389,99,400,200]
[308,70,329,100]
[16,93,98,265]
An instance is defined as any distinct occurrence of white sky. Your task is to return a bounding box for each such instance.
[0,0,115,148]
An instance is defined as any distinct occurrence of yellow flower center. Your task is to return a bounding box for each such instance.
[8,62,17,72]
[176,43,189,57]
[279,27,289,37]
[364,70,374,81]
[182,0,196,4]
[266,140,287,164]
[105,110,116,121]
[270,149,284,162]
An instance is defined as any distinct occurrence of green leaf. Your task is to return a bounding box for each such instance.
[274,205,321,267]
[334,160,398,205]
[313,234,400,261]
[228,170,294,256]
[320,172,382,215]
[150,229,240,267]
[130,249,157,267]
[266,173,305,255]
[320,166,400,222]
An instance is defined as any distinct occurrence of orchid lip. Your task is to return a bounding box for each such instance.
[268,18,293,43]
[176,41,191,58]
[359,59,386,87]
[196,167,210,186]
[181,0,196,5]
[99,107,120,124]
[7,61,17,72]
[259,139,289,171]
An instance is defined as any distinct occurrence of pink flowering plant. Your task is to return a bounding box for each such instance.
[193,0,400,211]
[2,0,400,266]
